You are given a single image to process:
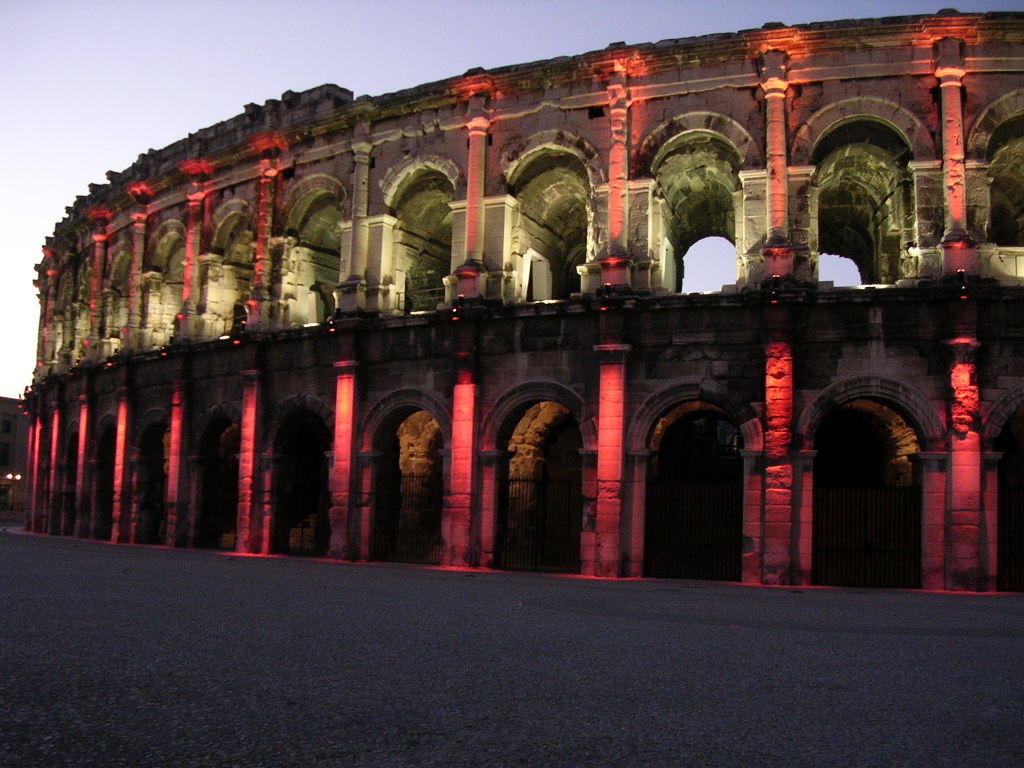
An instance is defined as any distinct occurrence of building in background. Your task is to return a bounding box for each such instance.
[0,396,29,520]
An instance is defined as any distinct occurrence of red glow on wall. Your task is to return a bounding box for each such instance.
[166,381,183,534]
[764,340,793,459]
[237,375,259,553]
[178,158,215,179]
[86,206,114,223]
[111,397,128,542]
[248,130,288,156]
[125,181,155,204]
[950,361,978,436]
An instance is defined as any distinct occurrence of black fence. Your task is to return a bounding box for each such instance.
[999,485,1024,592]
[373,473,443,565]
[497,478,581,573]
[813,486,921,588]
[644,481,742,580]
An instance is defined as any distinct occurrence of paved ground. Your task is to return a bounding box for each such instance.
[1,528,1022,768]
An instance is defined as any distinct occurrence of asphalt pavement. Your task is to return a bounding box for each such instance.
[1,527,1022,767]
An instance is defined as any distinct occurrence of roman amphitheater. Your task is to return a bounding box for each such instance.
[24,10,1024,590]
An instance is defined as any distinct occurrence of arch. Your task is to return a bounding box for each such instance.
[627,379,761,453]
[133,407,170,445]
[983,387,1024,448]
[791,98,933,165]
[147,219,186,268]
[380,155,464,208]
[480,381,587,452]
[634,113,761,175]
[193,402,243,449]
[262,393,334,455]
[967,88,1024,160]
[210,202,254,256]
[282,173,349,220]
[795,377,945,452]
[501,129,604,190]
[359,389,452,453]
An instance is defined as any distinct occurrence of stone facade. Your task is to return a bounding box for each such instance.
[25,11,1024,590]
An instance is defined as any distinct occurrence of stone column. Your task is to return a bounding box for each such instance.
[760,50,792,278]
[41,251,59,366]
[446,341,476,567]
[86,208,112,357]
[338,126,372,313]
[741,449,765,583]
[477,450,501,568]
[599,68,632,289]
[791,450,816,585]
[165,375,185,546]
[125,182,154,349]
[236,370,260,553]
[179,160,213,338]
[947,336,982,589]
[935,38,976,274]
[623,450,650,578]
[248,159,278,330]
[593,343,630,577]
[47,407,60,536]
[329,360,358,558]
[74,395,90,538]
[981,451,1001,592]
[908,160,945,278]
[915,452,948,589]
[454,103,490,300]
[763,314,794,584]
[26,408,38,531]
[110,390,130,543]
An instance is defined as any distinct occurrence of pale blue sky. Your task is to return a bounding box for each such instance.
[1,0,1018,397]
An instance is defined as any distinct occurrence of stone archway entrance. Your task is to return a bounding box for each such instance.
[93,428,116,541]
[496,402,583,573]
[194,419,239,550]
[995,408,1024,591]
[644,404,743,580]
[270,412,331,557]
[60,427,78,536]
[372,410,444,565]
[812,400,921,588]
[135,423,169,545]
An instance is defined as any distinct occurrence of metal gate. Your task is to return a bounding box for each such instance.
[374,473,443,565]
[644,481,742,580]
[812,486,921,588]
[497,478,581,573]
[999,485,1024,591]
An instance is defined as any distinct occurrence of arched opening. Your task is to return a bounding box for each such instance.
[652,132,740,293]
[995,407,1024,591]
[509,152,590,301]
[988,114,1024,247]
[285,192,343,324]
[195,419,239,550]
[61,427,78,536]
[135,423,169,545]
[818,253,862,287]
[270,411,331,556]
[644,403,743,580]
[205,213,255,337]
[496,401,583,572]
[391,170,454,312]
[812,399,921,587]
[93,427,116,541]
[372,410,444,564]
[812,120,914,284]
[680,236,738,293]
[149,232,185,346]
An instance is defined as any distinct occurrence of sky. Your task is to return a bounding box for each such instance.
[1,0,1019,399]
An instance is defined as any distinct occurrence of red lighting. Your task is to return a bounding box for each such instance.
[178,158,214,178]
[248,130,288,156]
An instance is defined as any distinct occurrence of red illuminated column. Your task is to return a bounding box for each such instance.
[109,391,129,543]
[248,160,278,330]
[236,370,260,553]
[741,449,765,583]
[74,395,89,538]
[165,376,185,545]
[87,209,112,356]
[760,50,793,277]
[27,410,40,532]
[593,344,629,577]
[763,337,794,584]
[124,183,153,348]
[446,355,476,567]
[178,160,212,337]
[947,337,982,589]
[477,451,500,568]
[935,38,976,274]
[454,106,490,300]
[47,408,60,535]
[329,360,358,558]
[599,70,632,288]
[338,128,372,313]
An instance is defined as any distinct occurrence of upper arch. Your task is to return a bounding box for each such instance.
[480,380,587,452]
[500,130,604,190]
[359,388,452,453]
[967,88,1024,160]
[379,154,464,208]
[791,98,934,165]
[634,113,761,176]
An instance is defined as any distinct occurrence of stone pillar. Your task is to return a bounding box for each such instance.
[236,370,260,553]
[165,375,185,546]
[760,50,792,277]
[453,104,490,300]
[741,449,765,583]
[330,360,358,558]
[41,253,59,366]
[737,170,768,286]
[791,450,816,585]
[338,127,372,313]
[179,160,213,338]
[125,182,154,349]
[599,68,632,288]
[936,38,976,274]
[981,451,1001,592]
[763,319,794,584]
[258,454,276,555]
[478,450,501,568]
[446,347,476,567]
[26,409,39,531]
[593,343,629,577]
[908,160,945,278]
[788,165,815,282]
[623,450,650,578]
[87,208,112,357]
[916,452,948,589]
[356,452,376,561]
[248,159,278,330]
[364,215,398,313]
[110,391,130,543]
[46,408,60,535]
[74,395,90,538]
[947,336,982,589]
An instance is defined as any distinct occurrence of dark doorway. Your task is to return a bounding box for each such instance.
[812,402,921,588]
[496,402,583,573]
[271,412,330,556]
[136,424,169,545]
[61,429,78,536]
[373,410,444,565]
[93,428,116,541]
[996,409,1024,591]
[645,407,743,580]
[195,419,239,550]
